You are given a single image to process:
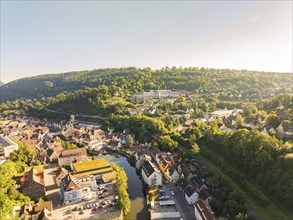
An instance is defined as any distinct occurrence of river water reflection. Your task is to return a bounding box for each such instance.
[96,154,148,220]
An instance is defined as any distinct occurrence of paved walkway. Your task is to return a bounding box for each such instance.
[44,167,62,209]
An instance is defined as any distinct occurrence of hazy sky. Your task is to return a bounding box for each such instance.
[1,1,292,83]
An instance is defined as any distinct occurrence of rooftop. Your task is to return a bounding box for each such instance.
[21,167,44,187]
[142,160,159,177]
[195,199,216,220]
[73,158,111,173]
[61,174,81,192]
[59,147,87,158]
[0,135,18,147]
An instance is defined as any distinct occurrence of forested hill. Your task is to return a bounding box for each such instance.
[0,67,291,102]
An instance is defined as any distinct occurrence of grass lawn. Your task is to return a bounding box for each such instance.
[199,146,293,220]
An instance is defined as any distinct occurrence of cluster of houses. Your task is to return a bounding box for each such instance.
[134,147,217,219]
[0,117,123,220]
[13,155,116,219]
[200,108,292,139]
[13,201,53,220]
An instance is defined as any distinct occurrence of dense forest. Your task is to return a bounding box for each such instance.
[0,67,291,102]
[202,128,293,211]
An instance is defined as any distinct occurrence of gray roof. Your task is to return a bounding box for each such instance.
[185,185,196,197]
[199,189,211,201]
[0,136,17,147]
[142,160,156,177]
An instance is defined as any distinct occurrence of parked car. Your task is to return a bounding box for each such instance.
[159,189,165,193]
[72,207,78,211]
[79,210,84,215]
[99,195,105,199]
[171,191,175,196]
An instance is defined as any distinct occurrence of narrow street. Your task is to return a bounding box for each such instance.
[165,182,196,220]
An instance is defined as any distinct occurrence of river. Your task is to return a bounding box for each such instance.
[95,154,148,220]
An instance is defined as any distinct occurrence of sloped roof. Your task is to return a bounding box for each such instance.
[55,168,69,185]
[199,189,211,201]
[195,199,216,220]
[59,147,87,158]
[108,140,120,147]
[33,201,52,213]
[22,168,44,188]
[61,174,81,192]
[185,185,197,197]
[190,177,206,191]
[37,208,51,220]
[142,160,156,177]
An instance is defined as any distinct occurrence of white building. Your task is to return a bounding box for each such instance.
[0,135,18,159]
[166,167,180,184]
[88,140,104,151]
[141,160,162,187]
[184,185,199,205]
[60,174,84,204]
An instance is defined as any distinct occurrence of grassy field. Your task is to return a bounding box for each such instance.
[199,146,293,220]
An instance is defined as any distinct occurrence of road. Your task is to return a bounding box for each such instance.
[165,182,196,220]
[44,108,106,120]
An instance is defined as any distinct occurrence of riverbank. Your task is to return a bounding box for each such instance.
[94,154,148,220]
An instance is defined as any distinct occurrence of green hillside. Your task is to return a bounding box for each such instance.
[0,67,291,102]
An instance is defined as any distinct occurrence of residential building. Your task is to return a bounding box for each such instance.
[166,167,180,183]
[55,168,69,187]
[277,121,293,138]
[194,199,216,220]
[74,175,97,191]
[190,177,208,193]
[184,185,199,205]
[108,139,121,150]
[141,159,162,187]
[0,135,18,159]
[87,140,104,151]
[21,168,45,200]
[18,201,53,220]
[44,142,63,163]
[199,189,212,203]
[60,174,84,204]
[57,147,87,167]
